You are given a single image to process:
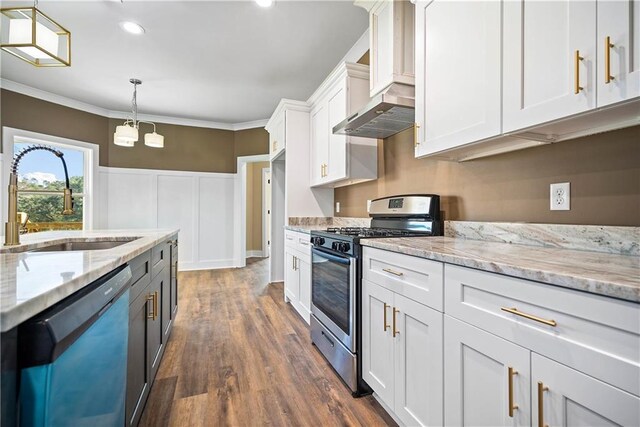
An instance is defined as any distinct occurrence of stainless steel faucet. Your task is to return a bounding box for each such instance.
[4,145,74,246]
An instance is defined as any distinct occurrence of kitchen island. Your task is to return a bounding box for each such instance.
[0,229,179,427]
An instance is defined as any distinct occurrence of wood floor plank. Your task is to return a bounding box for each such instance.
[140,258,396,427]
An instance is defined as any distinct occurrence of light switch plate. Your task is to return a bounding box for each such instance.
[367,200,372,212]
[335,202,340,213]
[550,182,570,210]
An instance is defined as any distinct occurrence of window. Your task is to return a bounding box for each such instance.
[2,128,98,234]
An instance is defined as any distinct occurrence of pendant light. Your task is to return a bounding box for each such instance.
[0,0,71,67]
[113,78,165,149]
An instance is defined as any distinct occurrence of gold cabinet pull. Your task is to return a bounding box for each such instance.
[146,293,155,319]
[605,36,615,83]
[537,381,549,427]
[501,307,557,327]
[392,308,400,337]
[414,122,420,147]
[574,50,584,94]
[508,367,519,417]
[383,303,390,331]
[154,291,159,321]
[382,268,404,277]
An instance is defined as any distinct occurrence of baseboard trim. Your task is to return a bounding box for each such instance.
[246,250,265,258]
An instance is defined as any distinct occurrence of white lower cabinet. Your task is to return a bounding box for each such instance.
[532,353,639,427]
[284,230,311,324]
[362,278,443,426]
[444,316,531,427]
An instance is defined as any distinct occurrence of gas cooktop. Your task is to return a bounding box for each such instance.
[323,227,430,238]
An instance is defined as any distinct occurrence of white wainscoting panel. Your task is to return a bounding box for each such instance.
[99,167,236,271]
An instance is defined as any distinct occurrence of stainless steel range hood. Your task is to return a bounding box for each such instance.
[332,82,414,140]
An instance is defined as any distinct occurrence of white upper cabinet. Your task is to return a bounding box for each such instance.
[503,0,597,133]
[266,106,286,160]
[359,0,415,97]
[308,62,377,188]
[415,0,502,157]
[597,0,640,107]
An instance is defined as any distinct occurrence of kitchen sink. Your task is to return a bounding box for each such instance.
[28,239,138,253]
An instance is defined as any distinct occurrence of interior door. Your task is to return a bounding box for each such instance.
[444,316,530,427]
[532,353,640,427]
[415,0,501,156]
[264,169,271,258]
[362,279,395,409]
[393,294,443,427]
[503,0,596,133]
[597,0,640,107]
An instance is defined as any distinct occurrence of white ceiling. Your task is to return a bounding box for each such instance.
[0,1,368,124]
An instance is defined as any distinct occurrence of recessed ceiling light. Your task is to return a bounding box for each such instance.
[255,0,273,7]
[120,21,145,35]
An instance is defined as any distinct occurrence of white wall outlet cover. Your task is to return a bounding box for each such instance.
[335,201,340,213]
[367,199,372,212]
[550,182,570,211]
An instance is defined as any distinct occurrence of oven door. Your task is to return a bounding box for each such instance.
[311,247,356,352]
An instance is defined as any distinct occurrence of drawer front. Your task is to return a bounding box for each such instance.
[285,230,311,257]
[444,264,640,396]
[363,247,444,312]
[151,242,169,279]
[129,251,151,303]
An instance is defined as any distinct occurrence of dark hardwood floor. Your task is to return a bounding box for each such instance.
[139,258,396,427]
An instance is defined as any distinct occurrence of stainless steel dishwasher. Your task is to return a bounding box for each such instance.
[18,264,132,427]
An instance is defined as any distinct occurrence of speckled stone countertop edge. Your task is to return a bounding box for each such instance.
[361,237,640,303]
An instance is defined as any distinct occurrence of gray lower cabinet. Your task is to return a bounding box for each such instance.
[126,236,178,427]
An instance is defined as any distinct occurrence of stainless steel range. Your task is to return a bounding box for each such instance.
[310,194,442,395]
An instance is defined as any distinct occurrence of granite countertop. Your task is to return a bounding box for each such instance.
[284,225,328,234]
[0,229,179,332]
[361,237,640,302]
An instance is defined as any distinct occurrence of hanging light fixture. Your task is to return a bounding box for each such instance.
[113,78,165,149]
[0,1,71,67]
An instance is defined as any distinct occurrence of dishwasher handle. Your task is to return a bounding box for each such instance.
[18,264,132,368]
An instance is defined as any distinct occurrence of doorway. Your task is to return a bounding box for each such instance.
[245,161,270,259]
[262,168,271,258]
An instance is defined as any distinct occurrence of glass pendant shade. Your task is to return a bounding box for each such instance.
[1,7,71,66]
[114,124,138,147]
[144,132,164,148]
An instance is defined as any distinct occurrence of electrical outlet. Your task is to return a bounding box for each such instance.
[367,199,372,212]
[335,202,340,213]
[550,182,570,210]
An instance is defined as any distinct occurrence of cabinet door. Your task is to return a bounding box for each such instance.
[362,279,395,408]
[370,0,394,96]
[393,294,443,427]
[126,288,151,427]
[503,0,596,132]
[297,257,311,323]
[147,271,164,383]
[310,104,328,185]
[161,266,172,340]
[597,0,640,107]
[284,250,299,303]
[415,0,501,156]
[326,83,347,183]
[444,316,530,427]
[269,112,285,159]
[170,243,178,318]
[532,353,640,427]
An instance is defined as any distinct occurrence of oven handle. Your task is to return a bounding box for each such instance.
[311,247,353,265]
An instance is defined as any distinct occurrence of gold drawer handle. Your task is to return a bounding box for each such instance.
[382,268,404,277]
[501,307,557,327]
[147,293,155,320]
[414,122,420,147]
[383,303,390,331]
[574,50,584,94]
[392,308,400,337]
[508,367,519,417]
[538,381,549,427]
[605,36,615,84]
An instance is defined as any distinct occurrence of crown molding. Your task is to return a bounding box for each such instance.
[0,78,268,131]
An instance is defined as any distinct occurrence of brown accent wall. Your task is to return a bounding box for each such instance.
[246,161,270,252]
[1,89,268,173]
[335,125,640,226]
[1,89,110,164]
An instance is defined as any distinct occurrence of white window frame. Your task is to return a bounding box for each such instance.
[1,127,100,231]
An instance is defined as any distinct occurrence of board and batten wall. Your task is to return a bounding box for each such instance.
[1,89,269,270]
[335,125,640,226]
